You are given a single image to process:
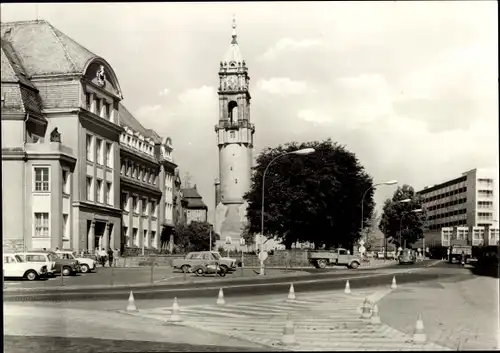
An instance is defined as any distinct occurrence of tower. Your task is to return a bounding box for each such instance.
[214,17,255,246]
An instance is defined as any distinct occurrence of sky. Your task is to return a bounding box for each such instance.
[1,2,498,223]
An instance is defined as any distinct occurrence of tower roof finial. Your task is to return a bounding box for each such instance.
[231,14,237,45]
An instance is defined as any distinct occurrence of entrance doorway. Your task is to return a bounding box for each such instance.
[94,221,106,250]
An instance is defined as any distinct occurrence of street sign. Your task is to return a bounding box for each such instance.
[240,238,245,246]
[358,245,366,254]
[225,236,232,245]
[258,251,268,262]
[425,247,429,253]
[359,239,365,246]
[398,247,403,251]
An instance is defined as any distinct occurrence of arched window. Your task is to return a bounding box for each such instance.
[228,101,238,124]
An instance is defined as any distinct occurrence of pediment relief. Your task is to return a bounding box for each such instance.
[84,62,120,97]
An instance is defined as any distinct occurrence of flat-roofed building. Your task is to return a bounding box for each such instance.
[416,168,499,248]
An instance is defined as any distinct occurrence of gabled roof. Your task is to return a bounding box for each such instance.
[119,103,149,135]
[0,20,97,77]
[182,186,208,209]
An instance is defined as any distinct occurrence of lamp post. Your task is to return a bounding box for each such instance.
[260,147,315,275]
[361,180,398,238]
[400,208,423,249]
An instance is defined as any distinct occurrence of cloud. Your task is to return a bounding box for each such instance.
[297,110,334,125]
[257,77,309,96]
[158,88,170,97]
[135,104,162,118]
[178,85,217,104]
[258,38,325,61]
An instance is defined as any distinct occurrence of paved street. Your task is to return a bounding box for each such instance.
[378,262,499,350]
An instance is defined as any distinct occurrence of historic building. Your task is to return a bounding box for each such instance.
[182,185,208,224]
[118,104,177,254]
[214,18,255,247]
[1,20,178,254]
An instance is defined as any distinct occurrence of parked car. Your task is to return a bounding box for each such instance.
[15,251,56,276]
[17,250,80,276]
[398,249,416,265]
[55,249,97,273]
[3,253,48,281]
[172,251,237,273]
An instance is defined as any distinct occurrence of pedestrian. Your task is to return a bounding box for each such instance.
[461,251,465,267]
[107,248,114,267]
[99,248,107,267]
[113,248,119,267]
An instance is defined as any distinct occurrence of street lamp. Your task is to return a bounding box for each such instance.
[400,208,423,249]
[360,180,398,247]
[260,148,315,275]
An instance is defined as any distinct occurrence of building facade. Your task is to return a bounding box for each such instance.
[1,20,178,254]
[182,185,208,224]
[416,168,499,248]
[214,18,255,247]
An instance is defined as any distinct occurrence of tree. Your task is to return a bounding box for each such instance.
[174,221,220,253]
[241,223,255,247]
[361,211,379,251]
[244,139,374,250]
[379,185,427,248]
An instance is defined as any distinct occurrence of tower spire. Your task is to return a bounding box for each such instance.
[231,14,237,45]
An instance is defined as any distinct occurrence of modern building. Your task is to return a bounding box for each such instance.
[214,18,255,247]
[182,185,208,224]
[415,168,499,248]
[1,20,178,254]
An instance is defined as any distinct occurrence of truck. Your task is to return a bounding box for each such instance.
[448,244,472,264]
[307,248,362,269]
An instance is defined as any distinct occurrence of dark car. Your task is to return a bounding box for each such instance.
[399,249,416,265]
[34,250,80,276]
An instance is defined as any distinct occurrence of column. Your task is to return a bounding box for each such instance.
[103,223,110,250]
[88,221,95,251]
[109,223,115,250]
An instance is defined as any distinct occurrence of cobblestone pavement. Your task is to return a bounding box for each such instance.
[119,287,449,351]
[377,275,499,350]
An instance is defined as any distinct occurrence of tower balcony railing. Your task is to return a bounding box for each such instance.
[214,120,255,131]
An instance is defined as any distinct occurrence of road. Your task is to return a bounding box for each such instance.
[7,260,494,352]
[4,261,428,303]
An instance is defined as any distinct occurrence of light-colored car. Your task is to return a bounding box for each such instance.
[172,251,237,273]
[55,250,97,273]
[398,249,416,265]
[15,251,56,276]
[3,253,49,281]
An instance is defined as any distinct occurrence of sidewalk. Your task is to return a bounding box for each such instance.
[377,275,499,350]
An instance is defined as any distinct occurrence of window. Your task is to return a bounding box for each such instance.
[62,214,69,239]
[142,198,148,215]
[123,226,129,245]
[230,131,235,138]
[96,179,103,203]
[104,102,110,119]
[143,230,148,248]
[34,167,50,192]
[139,168,143,181]
[86,176,93,201]
[151,200,157,218]
[62,170,69,194]
[105,142,112,167]
[133,228,138,246]
[86,134,94,161]
[151,231,156,248]
[96,139,103,165]
[121,193,129,211]
[95,98,101,115]
[34,213,49,237]
[133,196,139,213]
[133,167,138,179]
[144,169,149,183]
[106,182,112,205]
[85,92,92,110]
[26,254,47,262]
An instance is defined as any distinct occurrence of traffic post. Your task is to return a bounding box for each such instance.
[240,237,245,277]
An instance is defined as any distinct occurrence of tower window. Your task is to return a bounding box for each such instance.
[228,101,238,123]
[235,179,238,184]
[230,131,235,138]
